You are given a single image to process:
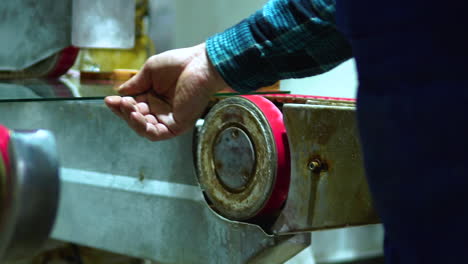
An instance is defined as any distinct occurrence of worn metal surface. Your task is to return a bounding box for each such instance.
[213,127,256,191]
[273,103,379,234]
[197,97,278,221]
[0,1,71,70]
[0,130,59,261]
[72,0,135,49]
[0,99,308,263]
[248,234,310,264]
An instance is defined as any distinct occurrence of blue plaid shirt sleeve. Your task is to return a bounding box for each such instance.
[205,0,352,93]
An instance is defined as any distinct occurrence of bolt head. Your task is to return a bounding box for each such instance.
[308,159,322,172]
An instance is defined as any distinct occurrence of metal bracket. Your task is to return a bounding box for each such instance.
[273,103,380,234]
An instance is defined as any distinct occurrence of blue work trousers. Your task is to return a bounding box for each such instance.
[336,1,468,263]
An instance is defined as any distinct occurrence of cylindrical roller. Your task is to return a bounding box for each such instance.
[0,46,79,79]
[196,95,290,221]
[0,125,10,177]
[0,125,14,260]
[0,125,60,261]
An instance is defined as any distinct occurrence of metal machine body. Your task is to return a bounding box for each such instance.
[0,0,382,262]
[197,95,378,233]
[0,79,381,263]
[273,99,379,234]
[0,98,309,263]
[0,1,72,71]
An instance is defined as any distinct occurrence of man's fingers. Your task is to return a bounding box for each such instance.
[105,94,176,141]
[105,96,123,113]
[129,113,175,141]
[118,67,152,96]
[105,96,121,107]
[128,112,148,136]
[146,92,182,135]
[105,96,149,121]
[136,102,151,115]
[145,114,158,125]
[145,123,174,141]
[128,110,175,141]
[105,96,125,119]
[120,97,138,121]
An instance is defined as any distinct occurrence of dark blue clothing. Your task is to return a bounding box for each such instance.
[337,1,468,263]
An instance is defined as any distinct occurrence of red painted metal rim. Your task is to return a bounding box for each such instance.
[46,46,80,78]
[241,95,290,217]
[262,93,355,102]
[0,125,11,177]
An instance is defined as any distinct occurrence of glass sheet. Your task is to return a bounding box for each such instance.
[0,77,289,102]
[0,77,118,102]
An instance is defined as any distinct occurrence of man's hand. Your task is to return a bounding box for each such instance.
[105,43,228,141]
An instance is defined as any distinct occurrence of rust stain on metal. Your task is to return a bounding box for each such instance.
[307,156,329,174]
[273,102,379,234]
[214,161,223,171]
[221,111,244,124]
[138,168,145,182]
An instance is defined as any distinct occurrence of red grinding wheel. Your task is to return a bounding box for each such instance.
[0,125,12,260]
[0,125,11,179]
[46,46,80,78]
[242,95,290,217]
[0,46,79,79]
[197,95,290,221]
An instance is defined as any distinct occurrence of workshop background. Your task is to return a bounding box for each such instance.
[152,1,381,263]
[0,0,383,263]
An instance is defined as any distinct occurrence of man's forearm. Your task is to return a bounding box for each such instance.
[206,0,352,93]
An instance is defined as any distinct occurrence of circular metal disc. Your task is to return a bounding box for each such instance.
[213,127,256,191]
[196,95,290,221]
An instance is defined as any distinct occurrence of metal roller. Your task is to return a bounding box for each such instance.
[0,125,60,261]
[196,95,290,221]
